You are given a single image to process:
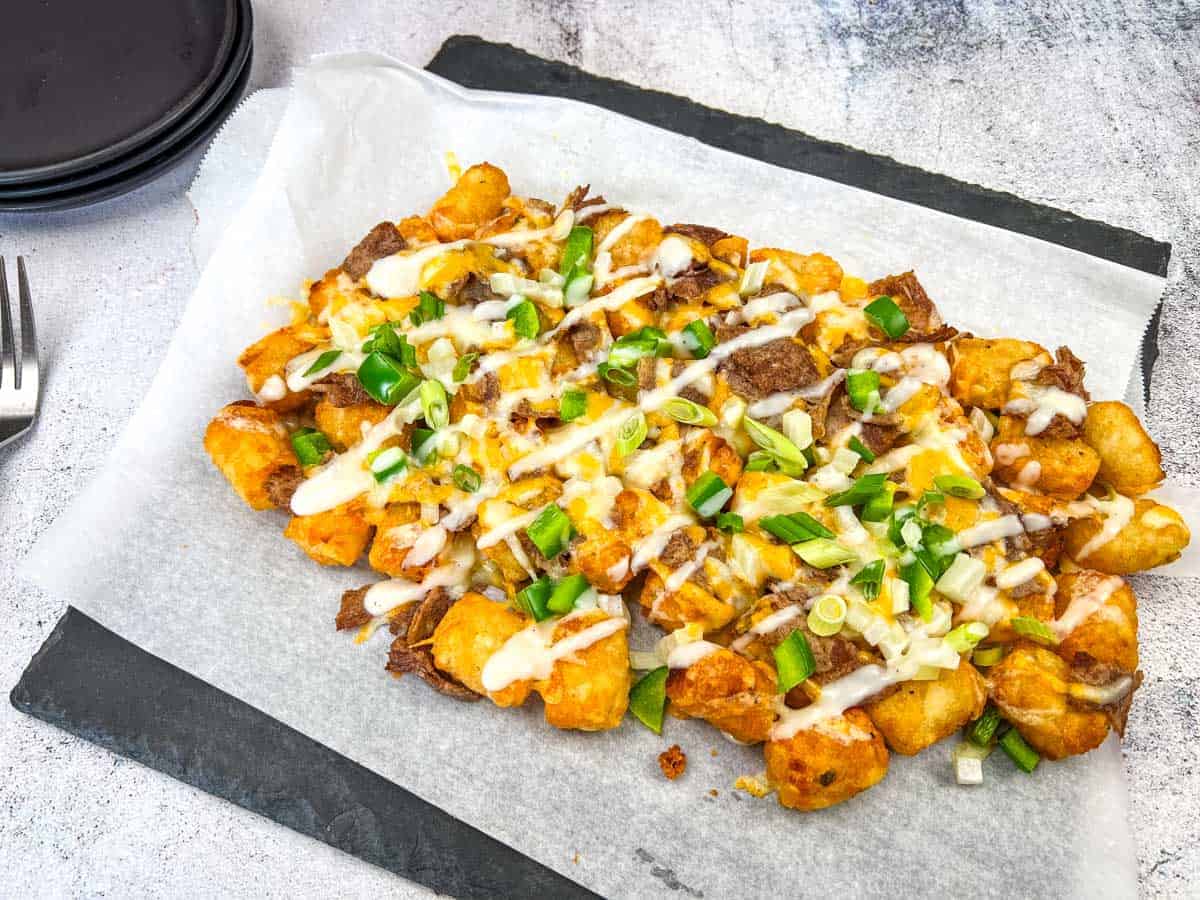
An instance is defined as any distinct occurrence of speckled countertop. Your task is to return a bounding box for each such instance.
[2,2,1197,896]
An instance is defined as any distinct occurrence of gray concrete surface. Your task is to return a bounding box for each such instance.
[2,1,1197,896]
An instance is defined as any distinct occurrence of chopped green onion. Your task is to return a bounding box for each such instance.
[781,410,814,451]
[901,560,934,621]
[887,504,917,547]
[825,473,888,508]
[680,319,717,359]
[687,472,732,519]
[933,474,986,500]
[608,327,671,368]
[357,352,421,406]
[807,594,848,637]
[793,538,857,568]
[410,427,437,464]
[860,482,895,522]
[918,490,945,511]
[564,272,594,306]
[744,451,776,472]
[1010,616,1059,646]
[599,362,638,387]
[547,573,590,615]
[863,295,910,339]
[616,410,648,457]
[922,522,961,562]
[303,349,342,377]
[850,559,885,601]
[419,379,449,430]
[716,512,744,534]
[452,464,481,493]
[663,397,718,427]
[743,417,807,470]
[506,299,541,339]
[935,553,987,602]
[967,705,1004,747]
[361,323,415,366]
[774,630,817,692]
[972,646,1005,667]
[452,352,479,382]
[760,512,834,544]
[847,435,876,462]
[368,446,408,483]
[559,226,594,281]
[846,369,881,412]
[629,666,669,734]
[291,427,332,467]
[998,728,1040,773]
[410,290,445,326]
[525,504,575,559]
[944,621,989,654]
[515,577,554,622]
[560,389,588,422]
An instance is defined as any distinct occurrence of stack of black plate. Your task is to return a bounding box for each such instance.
[0,0,253,212]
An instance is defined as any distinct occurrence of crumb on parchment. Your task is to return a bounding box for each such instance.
[735,772,771,798]
[709,789,719,797]
[658,744,687,780]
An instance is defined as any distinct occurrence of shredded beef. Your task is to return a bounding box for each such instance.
[714,320,749,343]
[405,587,456,646]
[858,421,901,456]
[666,223,729,246]
[313,372,372,407]
[265,465,303,508]
[668,268,725,301]
[335,586,373,631]
[636,356,659,390]
[1035,346,1089,399]
[867,271,958,343]
[386,640,480,701]
[460,371,499,407]
[458,272,503,305]
[342,222,405,280]
[388,601,421,636]
[660,530,697,569]
[562,184,607,214]
[566,320,602,359]
[720,338,819,400]
[1066,652,1143,736]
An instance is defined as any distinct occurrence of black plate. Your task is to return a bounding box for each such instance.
[0,0,252,202]
[0,0,239,185]
[0,43,252,213]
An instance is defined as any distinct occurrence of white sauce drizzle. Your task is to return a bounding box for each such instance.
[1075,493,1136,560]
[994,557,1045,590]
[667,640,721,669]
[664,542,716,593]
[956,515,1025,548]
[481,614,627,691]
[1051,575,1123,639]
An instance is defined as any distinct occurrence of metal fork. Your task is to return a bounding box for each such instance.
[0,257,40,450]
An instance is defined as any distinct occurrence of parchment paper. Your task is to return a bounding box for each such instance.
[24,54,1186,898]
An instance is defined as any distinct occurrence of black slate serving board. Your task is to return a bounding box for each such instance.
[11,35,1171,899]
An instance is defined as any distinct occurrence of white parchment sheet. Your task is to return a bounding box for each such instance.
[24,55,1186,898]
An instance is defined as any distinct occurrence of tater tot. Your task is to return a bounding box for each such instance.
[640,571,738,634]
[866,662,987,755]
[1081,401,1165,496]
[314,399,390,451]
[666,648,777,743]
[991,415,1100,498]
[428,163,510,241]
[1064,496,1190,574]
[988,645,1112,760]
[749,248,844,297]
[1054,571,1138,673]
[237,326,316,396]
[948,338,1044,409]
[537,611,631,731]
[431,592,532,707]
[204,402,299,510]
[765,710,889,811]
[283,504,372,566]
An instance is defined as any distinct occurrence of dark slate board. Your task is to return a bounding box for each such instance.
[12,35,1172,899]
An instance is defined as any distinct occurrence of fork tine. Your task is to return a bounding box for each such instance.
[0,257,14,390]
[17,257,36,392]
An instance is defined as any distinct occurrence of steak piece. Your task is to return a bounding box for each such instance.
[343,222,405,280]
[313,373,371,408]
[265,465,303,508]
[719,338,819,400]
